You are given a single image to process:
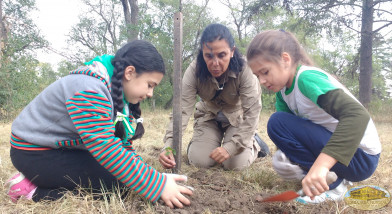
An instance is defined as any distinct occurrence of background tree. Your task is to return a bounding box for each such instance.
[0,0,49,119]
[120,0,138,41]
[219,0,277,50]
[133,0,219,109]
[67,0,125,64]
[0,0,8,58]
[283,0,392,108]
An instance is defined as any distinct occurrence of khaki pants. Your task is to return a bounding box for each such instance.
[187,114,258,170]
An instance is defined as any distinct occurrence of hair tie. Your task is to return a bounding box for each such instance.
[279,29,286,32]
[114,111,134,135]
[114,111,126,123]
[136,118,143,124]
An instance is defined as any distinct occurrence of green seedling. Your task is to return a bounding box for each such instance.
[165,147,176,156]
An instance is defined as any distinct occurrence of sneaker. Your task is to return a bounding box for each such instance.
[295,179,352,204]
[6,172,37,203]
[254,133,270,157]
[272,150,305,180]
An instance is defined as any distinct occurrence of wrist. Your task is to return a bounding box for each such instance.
[310,153,337,173]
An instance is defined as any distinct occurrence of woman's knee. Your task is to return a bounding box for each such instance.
[188,153,216,168]
[187,142,217,168]
[222,148,255,170]
[222,160,251,171]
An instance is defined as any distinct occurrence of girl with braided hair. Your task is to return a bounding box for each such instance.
[6,40,192,208]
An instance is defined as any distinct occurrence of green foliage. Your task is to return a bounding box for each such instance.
[261,90,276,111]
[57,60,79,77]
[0,55,61,120]
[369,99,392,115]
[152,75,173,107]
[0,0,49,120]
[165,146,176,156]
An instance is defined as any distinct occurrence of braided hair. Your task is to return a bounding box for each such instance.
[111,40,165,140]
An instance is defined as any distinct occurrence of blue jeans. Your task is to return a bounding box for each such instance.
[267,112,379,189]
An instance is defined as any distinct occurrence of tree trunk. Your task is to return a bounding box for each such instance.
[120,0,138,42]
[358,0,374,108]
[0,0,8,58]
[129,0,138,41]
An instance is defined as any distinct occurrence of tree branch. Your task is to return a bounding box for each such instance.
[374,21,392,34]
[373,0,392,5]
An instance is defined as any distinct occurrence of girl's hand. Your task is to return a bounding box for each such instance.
[209,147,230,163]
[301,166,329,199]
[160,174,193,208]
[159,150,176,169]
[302,153,337,199]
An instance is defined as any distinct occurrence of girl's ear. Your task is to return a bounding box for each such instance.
[124,65,136,81]
[281,52,292,67]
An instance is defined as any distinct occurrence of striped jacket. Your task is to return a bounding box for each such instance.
[10,63,166,202]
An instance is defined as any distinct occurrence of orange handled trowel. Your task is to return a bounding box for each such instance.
[260,171,338,202]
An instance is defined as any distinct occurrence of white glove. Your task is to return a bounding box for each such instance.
[272,150,305,180]
[162,173,194,191]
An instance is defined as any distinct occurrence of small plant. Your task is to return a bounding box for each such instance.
[165,147,176,156]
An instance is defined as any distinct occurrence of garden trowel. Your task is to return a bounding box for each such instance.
[260,171,338,202]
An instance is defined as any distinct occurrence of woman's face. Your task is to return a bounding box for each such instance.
[122,66,163,104]
[202,39,234,78]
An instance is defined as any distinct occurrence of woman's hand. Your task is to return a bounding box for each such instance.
[302,153,337,199]
[159,150,176,169]
[160,174,193,208]
[209,147,230,163]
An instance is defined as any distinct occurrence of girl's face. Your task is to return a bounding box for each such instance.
[202,39,234,78]
[122,66,163,104]
[248,53,295,92]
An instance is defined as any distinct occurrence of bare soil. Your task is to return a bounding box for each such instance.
[153,168,298,214]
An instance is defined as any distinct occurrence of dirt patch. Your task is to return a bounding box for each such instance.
[153,168,298,214]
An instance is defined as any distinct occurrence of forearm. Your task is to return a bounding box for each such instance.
[310,152,337,172]
[318,89,370,166]
[66,90,166,202]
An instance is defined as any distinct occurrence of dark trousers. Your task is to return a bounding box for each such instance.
[267,112,380,189]
[10,147,127,202]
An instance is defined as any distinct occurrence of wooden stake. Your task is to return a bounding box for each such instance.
[172,11,183,173]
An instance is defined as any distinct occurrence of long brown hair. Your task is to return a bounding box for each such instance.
[111,40,165,140]
[247,30,313,67]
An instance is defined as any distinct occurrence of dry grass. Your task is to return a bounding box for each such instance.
[0,110,391,213]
